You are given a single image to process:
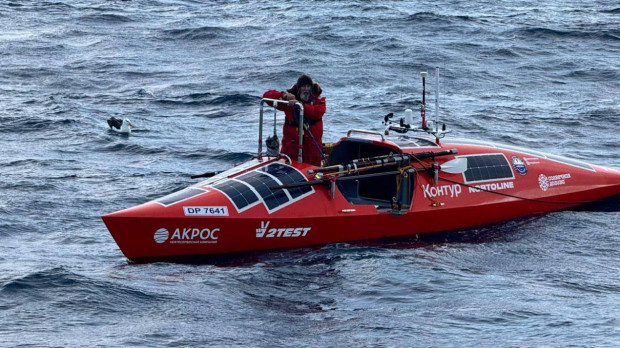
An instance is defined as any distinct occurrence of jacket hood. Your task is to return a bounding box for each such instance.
[288,82,322,98]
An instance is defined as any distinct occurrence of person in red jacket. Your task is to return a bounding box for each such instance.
[263,74,326,166]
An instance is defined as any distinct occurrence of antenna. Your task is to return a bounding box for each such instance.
[383,68,451,140]
[435,67,439,135]
[420,71,427,129]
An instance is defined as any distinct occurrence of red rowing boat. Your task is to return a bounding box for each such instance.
[102,71,620,262]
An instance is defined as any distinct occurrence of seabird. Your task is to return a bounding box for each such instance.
[107,117,135,134]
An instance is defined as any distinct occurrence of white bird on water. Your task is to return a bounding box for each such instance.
[107,117,135,134]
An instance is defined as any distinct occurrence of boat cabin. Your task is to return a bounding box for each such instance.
[326,134,413,213]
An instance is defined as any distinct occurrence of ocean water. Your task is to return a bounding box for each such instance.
[1,1,619,346]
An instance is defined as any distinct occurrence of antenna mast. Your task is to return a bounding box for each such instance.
[435,68,439,133]
[383,68,450,141]
[420,71,427,129]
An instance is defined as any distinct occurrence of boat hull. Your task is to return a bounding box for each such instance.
[102,138,620,262]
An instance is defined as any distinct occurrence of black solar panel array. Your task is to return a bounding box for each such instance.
[261,163,313,198]
[213,163,313,212]
[213,180,259,210]
[237,171,289,210]
[463,154,514,182]
[154,164,313,211]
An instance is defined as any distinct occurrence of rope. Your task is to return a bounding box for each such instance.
[303,123,328,165]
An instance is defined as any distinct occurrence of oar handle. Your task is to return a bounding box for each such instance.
[409,149,457,160]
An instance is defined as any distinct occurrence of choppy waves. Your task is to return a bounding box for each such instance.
[0,0,619,346]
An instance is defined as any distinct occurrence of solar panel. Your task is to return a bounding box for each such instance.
[213,180,259,210]
[237,171,290,210]
[208,163,314,213]
[463,154,514,183]
[261,163,313,198]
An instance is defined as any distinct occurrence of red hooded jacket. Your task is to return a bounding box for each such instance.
[263,83,326,166]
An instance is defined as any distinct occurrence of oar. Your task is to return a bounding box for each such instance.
[271,158,467,191]
[438,157,468,174]
[270,169,410,190]
[309,149,458,175]
[308,154,410,175]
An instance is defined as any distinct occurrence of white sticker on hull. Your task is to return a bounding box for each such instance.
[422,184,462,198]
[538,173,571,191]
[511,156,528,175]
[468,181,514,193]
[154,228,169,244]
[183,206,229,216]
[154,227,219,244]
[255,221,311,238]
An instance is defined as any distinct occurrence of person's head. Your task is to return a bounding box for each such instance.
[295,74,314,102]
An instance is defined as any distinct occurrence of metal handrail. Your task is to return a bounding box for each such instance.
[259,98,304,163]
[346,129,386,141]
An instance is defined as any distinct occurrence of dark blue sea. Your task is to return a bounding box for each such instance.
[1,1,619,346]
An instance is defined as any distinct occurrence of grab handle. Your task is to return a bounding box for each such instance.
[346,129,385,141]
[260,98,304,163]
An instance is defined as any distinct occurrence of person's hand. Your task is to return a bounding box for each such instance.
[288,99,298,106]
[283,92,296,101]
